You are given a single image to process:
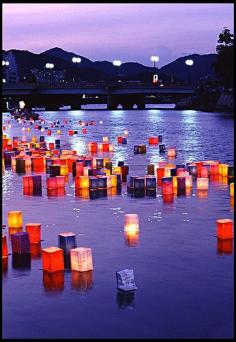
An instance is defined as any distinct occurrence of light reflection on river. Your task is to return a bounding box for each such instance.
[2,106,234,339]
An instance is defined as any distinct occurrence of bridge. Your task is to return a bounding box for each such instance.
[2,81,195,110]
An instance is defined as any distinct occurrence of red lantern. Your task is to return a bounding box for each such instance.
[148,137,158,145]
[2,235,8,258]
[216,219,233,240]
[42,247,64,272]
[26,223,41,244]
[117,136,123,143]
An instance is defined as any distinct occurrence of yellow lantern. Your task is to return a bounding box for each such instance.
[57,130,61,135]
[124,214,139,233]
[230,183,234,197]
[196,178,209,190]
[70,247,93,272]
[8,211,23,228]
[109,144,114,152]
[111,175,117,187]
[112,166,122,175]
[172,176,178,188]
[27,127,31,132]
[98,143,103,151]
[101,168,110,176]
[75,176,90,189]
[60,165,69,176]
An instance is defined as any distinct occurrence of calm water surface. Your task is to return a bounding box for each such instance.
[2,107,234,339]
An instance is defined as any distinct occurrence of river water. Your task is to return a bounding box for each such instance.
[2,106,234,339]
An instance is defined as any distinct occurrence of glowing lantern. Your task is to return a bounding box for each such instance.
[117,136,123,143]
[102,143,110,152]
[172,176,178,188]
[103,136,109,142]
[26,223,41,244]
[82,128,87,134]
[58,232,77,254]
[185,175,193,188]
[56,176,66,188]
[230,183,234,197]
[98,143,103,151]
[70,247,93,272]
[8,211,23,228]
[60,165,69,176]
[162,178,173,195]
[42,247,64,272]
[219,164,229,176]
[47,130,51,136]
[196,178,209,190]
[124,214,139,233]
[109,144,114,152]
[156,167,165,180]
[2,235,8,258]
[75,176,90,189]
[216,219,233,240]
[209,163,219,175]
[200,166,209,178]
[148,137,158,145]
[167,147,176,158]
[11,232,30,254]
[47,177,57,189]
[124,130,129,136]
[107,175,113,188]
[68,130,74,136]
[56,130,61,135]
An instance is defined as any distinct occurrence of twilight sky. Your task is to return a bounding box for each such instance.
[3,3,234,67]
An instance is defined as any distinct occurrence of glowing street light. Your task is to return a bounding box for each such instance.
[2,78,6,83]
[19,100,26,109]
[150,55,159,68]
[185,59,194,66]
[45,63,54,69]
[113,60,122,67]
[72,56,81,63]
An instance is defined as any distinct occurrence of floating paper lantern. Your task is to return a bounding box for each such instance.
[47,130,52,136]
[124,214,139,233]
[56,176,66,188]
[70,247,93,272]
[68,130,74,136]
[89,142,97,153]
[97,176,107,189]
[230,183,234,197]
[8,211,23,228]
[82,128,87,134]
[156,167,165,180]
[58,232,77,254]
[75,176,90,189]
[116,269,137,292]
[117,136,123,143]
[167,147,176,158]
[185,175,193,188]
[60,165,69,176]
[162,178,173,195]
[43,270,64,291]
[2,235,8,258]
[148,137,158,145]
[11,232,30,254]
[196,178,209,190]
[216,219,233,240]
[200,166,209,178]
[122,137,127,144]
[124,130,129,136]
[134,177,145,191]
[147,164,154,175]
[42,247,64,272]
[219,164,229,177]
[26,223,41,244]
[209,163,219,175]
[172,176,178,188]
[47,177,57,189]
[103,136,109,142]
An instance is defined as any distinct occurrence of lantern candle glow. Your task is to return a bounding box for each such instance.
[8,211,23,228]
[70,247,93,272]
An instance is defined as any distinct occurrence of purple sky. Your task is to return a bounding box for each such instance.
[3,3,234,67]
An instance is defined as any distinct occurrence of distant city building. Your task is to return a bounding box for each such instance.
[31,68,66,84]
[2,51,19,84]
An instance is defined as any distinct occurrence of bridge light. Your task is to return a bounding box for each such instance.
[185,59,194,66]
[113,60,122,67]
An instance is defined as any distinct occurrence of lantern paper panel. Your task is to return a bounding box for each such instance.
[8,211,23,228]
[26,223,41,244]
[216,219,233,240]
[42,247,64,272]
[116,269,137,292]
[70,247,93,272]
[71,270,93,291]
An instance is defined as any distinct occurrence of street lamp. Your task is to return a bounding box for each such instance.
[185,59,194,85]
[150,55,159,68]
[72,56,81,63]
[45,63,54,69]
[150,56,159,85]
[113,60,122,82]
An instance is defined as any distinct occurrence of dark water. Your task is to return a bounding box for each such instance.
[2,107,234,339]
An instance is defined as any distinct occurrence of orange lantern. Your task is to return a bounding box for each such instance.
[75,176,90,189]
[56,176,66,188]
[23,176,33,189]
[210,163,219,175]
[25,223,41,244]
[148,137,158,145]
[216,219,233,240]
[217,239,233,255]
[2,235,8,258]
[230,183,234,197]
[200,166,209,178]
[8,211,23,228]
[185,175,193,188]
[60,165,69,176]
[42,247,64,272]
[172,176,178,188]
[124,230,139,247]
[196,178,209,190]
[70,247,93,272]
[124,214,139,233]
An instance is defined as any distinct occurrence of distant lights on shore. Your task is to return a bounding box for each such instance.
[150,56,159,63]
[19,100,26,109]
[45,63,54,69]
[2,60,9,66]
[113,60,122,67]
[72,57,81,63]
[2,78,6,83]
[185,59,194,66]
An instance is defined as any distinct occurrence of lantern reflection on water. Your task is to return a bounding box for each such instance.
[70,247,93,272]
[196,190,208,198]
[43,270,64,291]
[217,239,233,255]
[30,242,41,259]
[230,183,234,197]
[42,247,64,272]
[2,235,8,258]
[167,147,176,158]
[26,223,41,244]
[216,219,233,240]
[8,211,23,229]
[71,270,93,291]
[196,178,209,190]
